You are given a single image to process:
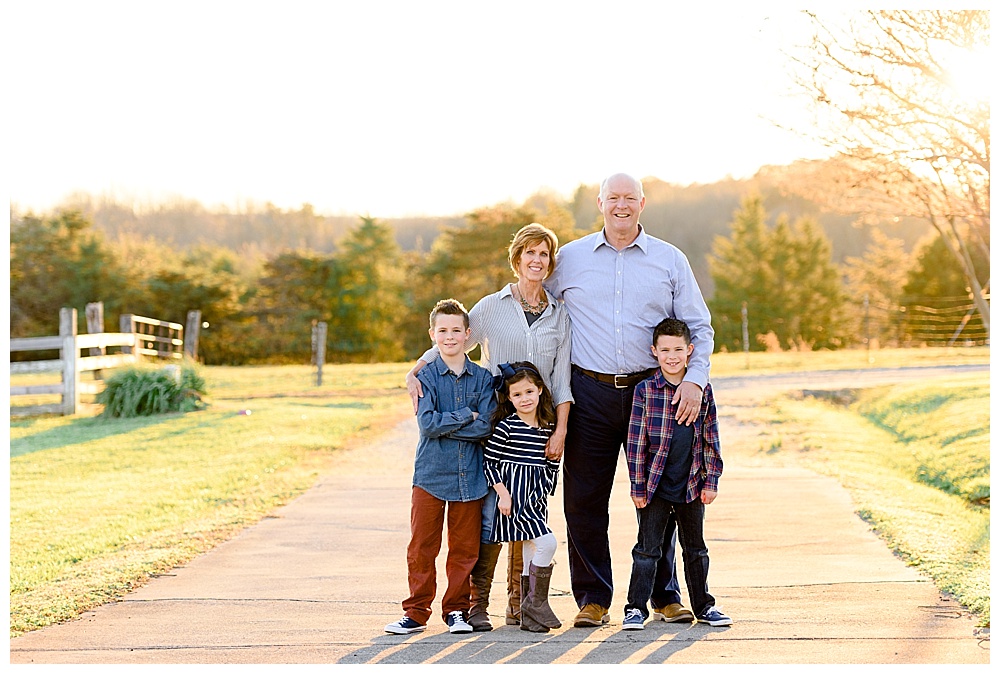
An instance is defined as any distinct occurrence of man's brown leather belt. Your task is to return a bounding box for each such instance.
[573,365,656,389]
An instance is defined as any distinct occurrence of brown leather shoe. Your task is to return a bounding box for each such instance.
[651,603,695,623]
[573,603,610,627]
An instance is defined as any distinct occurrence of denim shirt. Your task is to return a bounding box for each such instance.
[414,355,496,502]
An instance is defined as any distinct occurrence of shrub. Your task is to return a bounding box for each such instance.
[96,364,207,418]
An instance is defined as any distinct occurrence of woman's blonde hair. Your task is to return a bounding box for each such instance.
[508,223,559,279]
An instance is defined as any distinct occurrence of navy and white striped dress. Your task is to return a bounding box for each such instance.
[484,415,560,542]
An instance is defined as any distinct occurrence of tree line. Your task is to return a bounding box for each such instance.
[39,171,937,299]
[12,12,988,362]
[9,165,987,365]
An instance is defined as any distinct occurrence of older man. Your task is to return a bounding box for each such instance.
[544,173,714,627]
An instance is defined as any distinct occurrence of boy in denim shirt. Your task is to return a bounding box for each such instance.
[385,299,497,635]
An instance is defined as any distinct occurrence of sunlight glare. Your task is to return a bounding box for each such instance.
[939,43,991,107]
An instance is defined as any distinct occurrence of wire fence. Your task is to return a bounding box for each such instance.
[863,294,989,348]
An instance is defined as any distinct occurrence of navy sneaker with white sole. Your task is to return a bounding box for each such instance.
[446,610,473,633]
[696,606,733,626]
[384,616,426,634]
[622,608,646,630]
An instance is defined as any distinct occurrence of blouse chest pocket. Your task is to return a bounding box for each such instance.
[532,321,563,357]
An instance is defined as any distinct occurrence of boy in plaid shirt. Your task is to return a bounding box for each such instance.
[621,317,731,630]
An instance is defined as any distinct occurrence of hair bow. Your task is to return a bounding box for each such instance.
[492,362,539,390]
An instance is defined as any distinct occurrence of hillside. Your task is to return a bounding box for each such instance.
[26,162,933,297]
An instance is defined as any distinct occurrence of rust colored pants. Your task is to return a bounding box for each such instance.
[403,486,483,625]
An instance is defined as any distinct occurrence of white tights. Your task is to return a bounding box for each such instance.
[521,532,557,569]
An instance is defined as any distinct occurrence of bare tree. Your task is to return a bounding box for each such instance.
[783,10,989,335]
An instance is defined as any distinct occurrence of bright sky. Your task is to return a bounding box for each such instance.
[7,1,833,218]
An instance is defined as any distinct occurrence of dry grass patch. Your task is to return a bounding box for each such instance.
[10,363,412,636]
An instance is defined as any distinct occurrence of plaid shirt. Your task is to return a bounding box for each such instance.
[625,369,723,504]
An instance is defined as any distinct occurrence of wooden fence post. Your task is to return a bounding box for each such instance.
[312,320,328,386]
[60,307,79,415]
[185,310,202,361]
[120,314,136,356]
[86,301,105,379]
[85,302,104,353]
[741,301,750,370]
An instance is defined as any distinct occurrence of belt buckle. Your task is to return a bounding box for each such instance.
[614,373,628,389]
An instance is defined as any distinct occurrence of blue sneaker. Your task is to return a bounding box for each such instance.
[696,606,733,626]
[446,610,473,634]
[384,616,426,634]
[622,607,646,630]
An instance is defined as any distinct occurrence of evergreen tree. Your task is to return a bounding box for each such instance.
[707,196,773,351]
[788,217,845,349]
[330,217,407,362]
[767,217,798,347]
[708,196,847,351]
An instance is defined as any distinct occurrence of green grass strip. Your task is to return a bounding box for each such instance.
[750,373,989,626]
[853,378,990,503]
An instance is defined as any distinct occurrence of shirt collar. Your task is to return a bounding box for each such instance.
[594,224,649,253]
[433,354,472,378]
[501,281,556,311]
[651,368,680,390]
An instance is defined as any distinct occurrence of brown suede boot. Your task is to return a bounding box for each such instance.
[468,542,502,632]
[519,574,548,632]
[505,541,524,625]
[521,562,561,630]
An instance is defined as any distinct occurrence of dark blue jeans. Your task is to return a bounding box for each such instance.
[563,368,679,608]
[626,495,714,618]
[651,521,682,608]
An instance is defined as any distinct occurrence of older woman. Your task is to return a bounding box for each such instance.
[406,222,572,631]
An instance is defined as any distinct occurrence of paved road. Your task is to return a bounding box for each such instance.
[9,365,990,665]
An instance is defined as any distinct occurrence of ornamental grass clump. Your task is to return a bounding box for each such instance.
[97,364,207,418]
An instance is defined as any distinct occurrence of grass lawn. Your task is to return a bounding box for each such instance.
[8,348,990,636]
[9,362,413,637]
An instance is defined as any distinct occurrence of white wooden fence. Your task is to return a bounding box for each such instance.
[9,307,184,417]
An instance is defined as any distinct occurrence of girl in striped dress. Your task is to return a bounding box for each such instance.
[484,362,561,632]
